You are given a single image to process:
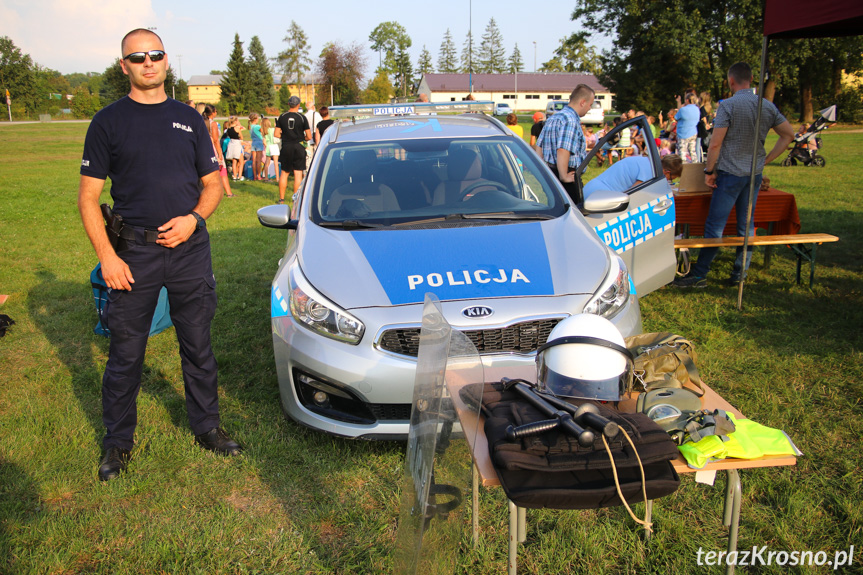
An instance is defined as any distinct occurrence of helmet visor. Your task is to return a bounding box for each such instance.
[537,354,633,401]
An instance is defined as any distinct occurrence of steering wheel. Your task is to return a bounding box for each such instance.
[457,180,510,202]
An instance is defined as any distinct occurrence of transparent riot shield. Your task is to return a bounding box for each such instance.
[393,294,484,575]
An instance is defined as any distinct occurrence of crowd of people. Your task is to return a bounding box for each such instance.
[585,89,715,168]
[179,100,335,200]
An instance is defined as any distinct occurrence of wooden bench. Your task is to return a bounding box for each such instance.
[674,233,839,288]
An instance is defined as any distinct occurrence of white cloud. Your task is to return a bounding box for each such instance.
[0,0,157,73]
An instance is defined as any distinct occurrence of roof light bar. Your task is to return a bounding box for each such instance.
[328,100,494,120]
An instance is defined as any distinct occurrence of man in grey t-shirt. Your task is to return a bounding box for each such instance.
[674,62,794,288]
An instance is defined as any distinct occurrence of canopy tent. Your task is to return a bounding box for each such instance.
[763,0,863,38]
[734,0,862,309]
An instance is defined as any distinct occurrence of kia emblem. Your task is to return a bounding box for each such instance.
[462,306,493,319]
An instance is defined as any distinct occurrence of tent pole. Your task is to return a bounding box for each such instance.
[738,35,770,311]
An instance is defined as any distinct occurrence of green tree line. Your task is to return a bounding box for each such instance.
[4,11,861,121]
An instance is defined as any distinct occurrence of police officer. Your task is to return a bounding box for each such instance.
[78,28,242,482]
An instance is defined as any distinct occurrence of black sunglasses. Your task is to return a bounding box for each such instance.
[123,50,166,64]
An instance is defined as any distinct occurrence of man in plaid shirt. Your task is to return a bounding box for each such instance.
[675,62,794,288]
[535,84,596,205]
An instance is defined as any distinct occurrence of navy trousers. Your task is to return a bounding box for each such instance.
[690,170,763,280]
[102,226,219,451]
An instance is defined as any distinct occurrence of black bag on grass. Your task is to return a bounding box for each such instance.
[461,382,680,510]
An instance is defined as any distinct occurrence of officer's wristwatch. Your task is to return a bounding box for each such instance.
[703,167,715,175]
[190,211,205,229]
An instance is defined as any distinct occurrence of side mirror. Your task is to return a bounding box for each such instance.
[257,204,297,230]
[582,189,630,214]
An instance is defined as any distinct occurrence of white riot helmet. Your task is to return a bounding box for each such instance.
[536,314,633,401]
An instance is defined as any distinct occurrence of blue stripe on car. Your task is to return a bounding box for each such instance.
[593,193,675,254]
[351,223,555,305]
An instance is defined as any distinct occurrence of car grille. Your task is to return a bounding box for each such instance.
[369,403,412,421]
[378,318,563,357]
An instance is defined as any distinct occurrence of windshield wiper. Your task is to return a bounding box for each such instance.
[458,212,556,221]
[317,220,388,229]
[392,212,555,226]
[391,213,466,226]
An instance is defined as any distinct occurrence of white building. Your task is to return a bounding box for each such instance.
[417,73,614,113]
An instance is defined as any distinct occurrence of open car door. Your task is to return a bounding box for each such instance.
[577,116,676,296]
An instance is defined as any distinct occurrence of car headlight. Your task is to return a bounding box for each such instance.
[287,262,365,344]
[583,255,630,319]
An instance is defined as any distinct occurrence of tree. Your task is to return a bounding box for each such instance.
[0,36,38,117]
[173,78,189,102]
[394,43,414,97]
[276,21,311,84]
[278,83,292,110]
[509,44,524,73]
[438,29,458,73]
[369,22,412,94]
[540,34,601,76]
[220,34,249,115]
[571,0,764,113]
[316,41,365,106]
[362,70,394,104]
[71,85,99,118]
[460,31,476,75]
[417,45,434,76]
[66,71,102,95]
[771,36,863,122]
[478,18,507,73]
[247,35,275,111]
[99,60,129,106]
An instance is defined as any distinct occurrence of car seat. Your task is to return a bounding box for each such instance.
[432,148,498,205]
[325,150,400,218]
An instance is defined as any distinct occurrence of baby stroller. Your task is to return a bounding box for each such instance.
[782,104,835,167]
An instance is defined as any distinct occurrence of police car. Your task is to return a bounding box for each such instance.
[258,102,675,439]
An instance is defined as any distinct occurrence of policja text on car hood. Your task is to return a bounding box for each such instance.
[296,217,611,310]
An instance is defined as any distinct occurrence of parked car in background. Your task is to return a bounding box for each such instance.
[545,100,567,117]
[494,102,513,116]
[582,101,606,125]
[546,100,605,125]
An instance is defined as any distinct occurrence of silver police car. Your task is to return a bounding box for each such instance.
[258,102,675,438]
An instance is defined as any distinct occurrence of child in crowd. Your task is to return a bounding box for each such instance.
[659,139,672,157]
[249,113,264,181]
[262,117,281,181]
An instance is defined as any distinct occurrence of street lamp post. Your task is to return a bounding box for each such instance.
[469,0,473,94]
[533,41,537,72]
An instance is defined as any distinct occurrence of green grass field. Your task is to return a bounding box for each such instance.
[0,121,861,574]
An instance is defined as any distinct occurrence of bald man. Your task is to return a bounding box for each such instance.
[79,28,242,481]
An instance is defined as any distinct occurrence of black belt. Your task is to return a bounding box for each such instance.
[119,225,160,244]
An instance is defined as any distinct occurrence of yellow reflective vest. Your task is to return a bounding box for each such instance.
[678,413,802,469]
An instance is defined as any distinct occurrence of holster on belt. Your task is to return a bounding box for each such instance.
[100,203,127,253]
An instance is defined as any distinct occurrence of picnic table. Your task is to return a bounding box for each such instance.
[674,187,801,237]
[673,188,838,287]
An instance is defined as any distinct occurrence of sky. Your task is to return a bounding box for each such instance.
[0,0,611,82]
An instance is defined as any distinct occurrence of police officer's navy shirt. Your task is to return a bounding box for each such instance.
[81,96,219,228]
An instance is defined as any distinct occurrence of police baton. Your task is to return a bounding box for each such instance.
[501,378,618,446]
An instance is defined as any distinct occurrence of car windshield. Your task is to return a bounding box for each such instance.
[309,137,567,227]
